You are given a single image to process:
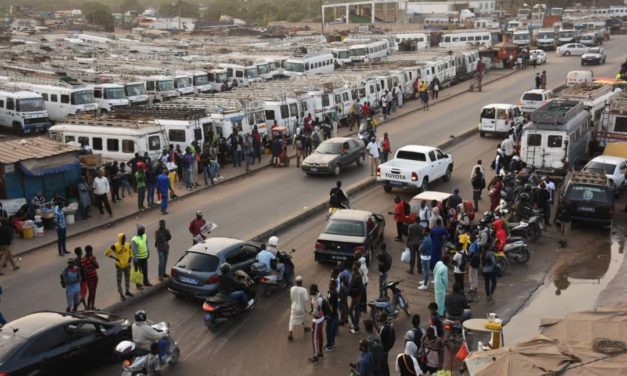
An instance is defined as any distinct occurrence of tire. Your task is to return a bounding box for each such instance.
[383,185,392,193]
[479,131,485,137]
[420,178,428,192]
[356,155,363,166]
[564,51,571,56]
[169,347,181,364]
[443,165,453,182]
[333,164,341,176]
[516,248,531,264]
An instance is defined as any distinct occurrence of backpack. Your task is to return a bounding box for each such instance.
[321,297,333,317]
[469,248,481,269]
[458,251,468,272]
[412,328,424,349]
[403,200,411,216]
[368,336,385,368]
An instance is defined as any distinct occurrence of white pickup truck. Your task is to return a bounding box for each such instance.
[376,145,454,192]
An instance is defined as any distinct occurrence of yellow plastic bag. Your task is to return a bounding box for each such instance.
[130,268,143,285]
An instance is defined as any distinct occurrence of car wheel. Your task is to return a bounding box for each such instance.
[383,185,392,193]
[333,164,341,176]
[564,51,571,56]
[420,178,428,192]
[356,154,363,166]
[443,165,453,182]
[479,131,485,137]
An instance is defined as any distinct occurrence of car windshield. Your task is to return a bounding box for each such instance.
[587,48,601,54]
[176,252,220,272]
[566,185,611,204]
[125,83,146,96]
[522,93,543,101]
[584,162,615,174]
[71,91,95,105]
[560,31,575,38]
[16,97,45,112]
[537,33,554,39]
[316,142,342,154]
[104,87,126,99]
[157,80,174,91]
[0,330,26,363]
[284,62,305,72]
[323,219,366,237]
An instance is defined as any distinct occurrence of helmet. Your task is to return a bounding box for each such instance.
[220,263,231,274]
[135,310,147,322]
[520,192,530,202]
[268,236,279,247]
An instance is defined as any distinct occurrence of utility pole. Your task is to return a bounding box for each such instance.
[320,0,325,35]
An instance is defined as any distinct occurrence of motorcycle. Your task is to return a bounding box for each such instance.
[367,280,410,326]
[202,271,255,332]
[508,216,542,242]
[115,321,180,376]
[495,237,530,275]
[250,250,295,296]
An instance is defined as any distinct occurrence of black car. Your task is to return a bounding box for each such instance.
[168,237,262,299]
[561,171,615,226]
[0,311,131,376]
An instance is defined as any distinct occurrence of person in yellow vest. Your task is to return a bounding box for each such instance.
[105,233,134,301]
[131,224,151,289]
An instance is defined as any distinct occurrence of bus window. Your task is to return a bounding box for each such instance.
[280,105,289,119]
[5,99,13,110]
[334,94,341,104]
[146,81,155,91]
[51,94,58,102]
[322,95,330,107]
[61,95,70,104]
[107,139,119,152]
[122,140,134,153]
[92,137,103,150]
[265,110,276,120]
[527,134,541,146]
[41,93,48,101]
[343,93,349,101]
[64,136,75,143]
[78,136,89,146]
[289,103,298,117]
[148,135,161,151]
[168,129,186,142]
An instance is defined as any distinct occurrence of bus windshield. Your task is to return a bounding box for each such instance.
[350,48,367,57]
[71,91,95,105]
[157,80,175,91]
[194,75,209,86]
[284,62,305,72]
[513,33,529,40]
[17,97,45,112]
[245,68,258,78]
[104,87,126,99]
[174,77,192,88]
[125,83,146,96]
[337,50,350,59]
[257,64,269,75]
[560,31,575,38]
[537,32,554,39]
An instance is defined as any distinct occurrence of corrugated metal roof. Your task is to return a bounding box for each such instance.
[0,137,80,164]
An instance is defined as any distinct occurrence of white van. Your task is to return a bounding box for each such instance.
[0,89,51,134]
[173,73,194,96]
[566,71,593,86]
[92,84,130,112]
[123,81,150,106]
[513,29,531,48]
[49,122,165,163]
[479,104,525,137]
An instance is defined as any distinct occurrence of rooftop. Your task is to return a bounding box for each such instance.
[0,137,79,164]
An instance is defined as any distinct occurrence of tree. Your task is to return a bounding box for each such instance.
[120,0,144,13]
[159,0,199,18]
[81,2,115,32]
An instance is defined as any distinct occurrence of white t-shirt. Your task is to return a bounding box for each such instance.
[453,251,465,274]
[366,141,380,159]
[92,176,110,195]
[501,137,514,156]
[546,181,556,202]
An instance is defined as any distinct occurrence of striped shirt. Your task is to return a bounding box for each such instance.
[81,256,99,281]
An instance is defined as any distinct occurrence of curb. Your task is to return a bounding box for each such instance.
[103,120,481,313]
[13,70,516,258]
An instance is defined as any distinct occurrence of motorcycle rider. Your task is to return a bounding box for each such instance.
[218,263,254,309]
[445,283,472,322]
[329,180,350,209]
[132,310,169,359]
[257,242,285,283]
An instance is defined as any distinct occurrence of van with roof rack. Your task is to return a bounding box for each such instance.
[560,170,614,226]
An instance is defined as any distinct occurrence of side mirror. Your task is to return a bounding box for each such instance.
[99,327,107,335]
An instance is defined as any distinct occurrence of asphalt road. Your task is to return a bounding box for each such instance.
[0,36,625,375]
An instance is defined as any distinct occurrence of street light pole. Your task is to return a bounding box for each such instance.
[320,0,325,35]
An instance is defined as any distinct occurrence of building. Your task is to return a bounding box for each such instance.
[0,137,81,201]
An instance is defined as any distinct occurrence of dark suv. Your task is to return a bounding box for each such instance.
[561,171,615,226]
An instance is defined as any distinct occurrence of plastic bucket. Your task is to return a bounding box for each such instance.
[23,227,34,239]
[66,214,75,225]
[34,227,44,237]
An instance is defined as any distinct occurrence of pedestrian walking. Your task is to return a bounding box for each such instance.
[155,220,172,281]
[482,247,498,303]
[379,132,391,163]
[535,73,542,89]
[350,339,374,376]
[119,162,133,198]
[430,77,441,100]
[182,148,194,190]
[105,233,134,301]
[157,169,170,215]
[471,167,486,211]
[131,224,151,288]
[541,70,547,90]
[364,319,383,375]
[189,210,206,245]
[406,221,422,274]
[82,245,99,310]
[74,247,88,310]
[295,131,305,167]
[377,244,392,298]
[108,162,121,203]
[77,177,91,220]
[145,162,156,207]
[243,134,254,172]
[467,240,481,301]
[419,81,429,110]
[429,219,449,269]
[135,166,146,211]
[324,279,339,352]
[349,263,363,334]
[379,312,396,376]
[420,327,444,374]
[60,258,81,312]
[0,219,19,275]
[309,284,325,363]
[433,255,449,317]
[366,137,380,177]
[358,255,369,313]
[452,246,468,293]
[54,202,69,257]
[418,227,432,290]
[288,276,310,341]
[93,170,113,217]
[488,176,503,212]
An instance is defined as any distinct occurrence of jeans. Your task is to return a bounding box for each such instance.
[454,272,465,293]
[379,272,388,298]
[483,271,497,297]
[147,183,155,206]
[245,152,252,170]
[160,191,168,213]
[229,290,249,307]
[121,179,132,197]
[158,249,169,277]
[381,151,389,163]
[66,283,80,311]
[158,338,170,361]
[233,150,242,167]
[115,265,131,295]
[137,187,146,209]
[408,244,420,273]
[57,227,67,255]
[184,168,193,189]
[421,258,431,286]
[349,296,361,330]
[325,315,338,348]
[135,258,149,285]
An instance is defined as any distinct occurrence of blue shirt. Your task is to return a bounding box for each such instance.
[256,250,275,270]
[54,206,66,229]
[357,351,373,376]
[156,174,170,193]
[419,236,432,256]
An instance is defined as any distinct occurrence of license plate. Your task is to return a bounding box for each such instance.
[577,206,595,213]
[331,255,347,260]
[310,168,318,172]
[388,181,403,186]
[180,276,199,285]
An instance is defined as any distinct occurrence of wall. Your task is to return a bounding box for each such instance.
[1,164,81,202]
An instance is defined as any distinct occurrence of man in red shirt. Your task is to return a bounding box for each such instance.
[389,196,406,242]
[379,132,391,163]
[188,211,206,245]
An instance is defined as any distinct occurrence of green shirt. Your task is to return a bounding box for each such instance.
[135,172,146,189]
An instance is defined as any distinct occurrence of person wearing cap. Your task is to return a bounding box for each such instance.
[60,258,81,312]
[288,275,309,341]
[366,136,380,177]
[155,220,172,281]
[189,211,206,245]
[131,224,151,288]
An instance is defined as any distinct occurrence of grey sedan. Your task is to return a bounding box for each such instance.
[168,237,261,299]
[301,137,366,176]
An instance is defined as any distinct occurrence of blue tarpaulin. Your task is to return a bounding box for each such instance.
[18,154,80,177]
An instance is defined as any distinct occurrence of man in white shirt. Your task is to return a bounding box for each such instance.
[470,160,485,179]
[501,136,515,169]
[288,276,309,341]
[366,137,380,177]
[92,170,113,217]
[543,176,556,203]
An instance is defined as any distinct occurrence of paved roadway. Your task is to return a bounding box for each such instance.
[0,36,624,375]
